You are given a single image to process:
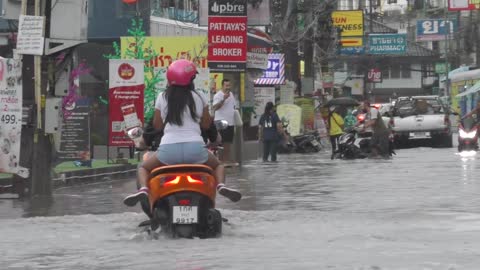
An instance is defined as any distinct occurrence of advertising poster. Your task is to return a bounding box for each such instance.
[0,58,28,178]
[251,87,275,126]
[208,0,248,71]
[58,97,91,161]
[108,59,145,146]
[280,81,295,105]
[276,104,302,136]
[295,97,316,131]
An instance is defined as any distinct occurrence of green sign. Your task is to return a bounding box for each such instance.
[435,63,450,74]
[368,34,407,54]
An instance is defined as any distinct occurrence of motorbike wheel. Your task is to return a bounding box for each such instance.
[205,208,222,238]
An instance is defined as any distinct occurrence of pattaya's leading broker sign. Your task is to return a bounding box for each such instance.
[368,34,407,55]
[108,59,145,146]
[208,0,247,71]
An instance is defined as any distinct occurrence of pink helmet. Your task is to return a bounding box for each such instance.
[166,59,198,86]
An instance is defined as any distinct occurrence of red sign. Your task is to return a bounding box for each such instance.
[108,59,145,146]
[367,68,382,83]
[448,0,480,11]
[208,0,247,71]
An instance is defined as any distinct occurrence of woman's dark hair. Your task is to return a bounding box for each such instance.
[264,102,274,115]
[164,84,198,125]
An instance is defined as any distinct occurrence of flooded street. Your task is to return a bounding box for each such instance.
[2,146,480,269]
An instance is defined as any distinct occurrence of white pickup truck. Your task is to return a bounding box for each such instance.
[390,96,454,148]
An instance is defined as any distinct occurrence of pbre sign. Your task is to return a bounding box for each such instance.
[208,0,247,71]
[209,1,246,15]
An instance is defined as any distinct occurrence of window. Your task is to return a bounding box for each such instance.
[390,65,400,79]
[401,64,411,78]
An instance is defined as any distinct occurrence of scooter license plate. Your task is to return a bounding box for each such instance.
[311,140,319,146]
[173,206,198,224]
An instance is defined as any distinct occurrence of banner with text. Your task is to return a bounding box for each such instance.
[108,59,145,146]
[208,0,247,71]
[0,59,28,178]
[254,53,285,85]
[368,34,407,55]
[332,10,364,37]
[416,19,457,41]
[58,97,91,161]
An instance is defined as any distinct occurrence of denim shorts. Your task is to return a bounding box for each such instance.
[157,142,208,165]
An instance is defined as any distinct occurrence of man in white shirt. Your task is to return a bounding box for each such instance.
[213,79,236,164]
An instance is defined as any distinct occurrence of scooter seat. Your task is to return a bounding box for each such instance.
[150,164,214,178]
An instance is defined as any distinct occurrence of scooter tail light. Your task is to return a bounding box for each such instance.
[187,175,205,184]
[162,176,181,186]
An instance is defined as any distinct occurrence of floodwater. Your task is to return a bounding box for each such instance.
[1,145,480,269]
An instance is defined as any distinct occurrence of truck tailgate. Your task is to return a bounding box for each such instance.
[393,114,446,132]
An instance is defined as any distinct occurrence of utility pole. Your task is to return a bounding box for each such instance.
[444,0,450,99]
[18,0,53,197]
[476,9,480,67]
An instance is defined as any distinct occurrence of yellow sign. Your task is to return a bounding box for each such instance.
[332,10,364,37]
[120,36,222,109]
[121,36,209,68]
[340,37,363,47]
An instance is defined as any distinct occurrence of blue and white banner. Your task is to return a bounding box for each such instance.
[254,53,285,85]
[416,19,457,41]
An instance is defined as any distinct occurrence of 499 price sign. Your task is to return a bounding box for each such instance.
[0,58,28,178]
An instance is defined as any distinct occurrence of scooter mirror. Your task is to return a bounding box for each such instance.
[127,127,146,149]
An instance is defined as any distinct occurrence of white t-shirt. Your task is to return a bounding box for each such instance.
[365,108,379,133]
[213,91,236,126]
[155,90,207,145]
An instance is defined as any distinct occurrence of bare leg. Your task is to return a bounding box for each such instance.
[204,151,225,184]
[222,143,232,163]
[204,150,241,202]
[124,154,164,207]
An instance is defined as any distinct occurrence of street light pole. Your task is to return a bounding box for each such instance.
[444,0,450,100]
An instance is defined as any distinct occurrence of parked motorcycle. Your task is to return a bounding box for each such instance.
[292,131,322,153]
[127,126,223,239]
[458,117,479,152]
[332,128,369,159]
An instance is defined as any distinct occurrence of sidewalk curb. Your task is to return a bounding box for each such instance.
[52,164,138,189]
[0,164,139,190]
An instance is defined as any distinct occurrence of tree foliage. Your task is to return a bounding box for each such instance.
[104,18,163,123]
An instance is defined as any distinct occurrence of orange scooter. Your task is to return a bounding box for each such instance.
[128,127,223,238]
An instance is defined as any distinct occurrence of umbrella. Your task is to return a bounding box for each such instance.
[325,97,360,107]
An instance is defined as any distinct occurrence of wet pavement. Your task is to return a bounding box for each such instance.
[2,144,480,269]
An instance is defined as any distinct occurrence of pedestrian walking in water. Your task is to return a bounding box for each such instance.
[327,106,344,159]
[258,102,284,162]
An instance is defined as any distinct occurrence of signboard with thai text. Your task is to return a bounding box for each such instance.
[416,19,457,41]
[368,34,407,55]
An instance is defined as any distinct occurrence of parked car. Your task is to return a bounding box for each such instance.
[390,95,454,148]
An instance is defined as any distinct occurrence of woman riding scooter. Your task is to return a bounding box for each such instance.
[123,59,242,207]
